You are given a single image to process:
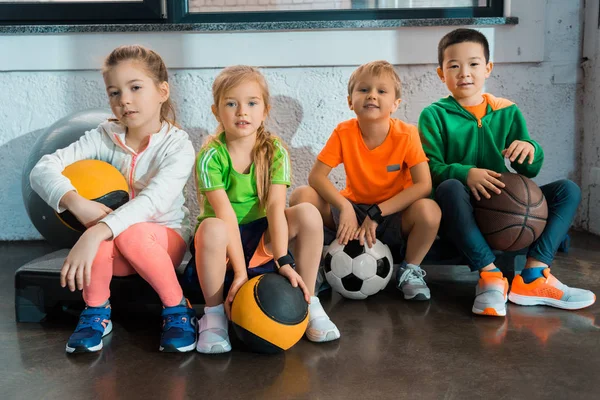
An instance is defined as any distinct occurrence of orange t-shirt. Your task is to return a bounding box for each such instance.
[317,118,428,204]
[463,97,488,120]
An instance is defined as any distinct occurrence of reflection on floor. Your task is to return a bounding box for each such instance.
[2,231,599,399]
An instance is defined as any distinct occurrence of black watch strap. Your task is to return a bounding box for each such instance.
[367,204,384,224]
[275,254,295,270]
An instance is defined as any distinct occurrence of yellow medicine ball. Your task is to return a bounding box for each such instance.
[231,273,309,354]
[57,160,129,231]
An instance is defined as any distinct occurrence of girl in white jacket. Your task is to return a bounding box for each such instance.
[30,45,197,354]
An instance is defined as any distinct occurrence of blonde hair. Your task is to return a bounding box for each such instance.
[347,60,402,99]
[200,65,286,207]
[103,45,178,127]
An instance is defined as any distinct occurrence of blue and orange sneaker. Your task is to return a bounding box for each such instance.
[66,304,112,354]
[160,299,197,353]
[509,268,596,310]
[473,271,509,317]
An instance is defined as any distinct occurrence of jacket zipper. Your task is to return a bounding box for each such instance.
[129,154,138,199]
[451,97,485,166]
[113,134,151,200]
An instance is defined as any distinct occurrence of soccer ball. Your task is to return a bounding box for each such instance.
[323,239,394,300]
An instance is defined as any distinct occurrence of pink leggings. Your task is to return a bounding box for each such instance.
[83,222,187,307]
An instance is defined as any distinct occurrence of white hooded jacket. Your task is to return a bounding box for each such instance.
[30,120,195,243]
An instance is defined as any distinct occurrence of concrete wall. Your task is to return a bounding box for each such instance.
[0,0,587,240]
[581,0,600,235]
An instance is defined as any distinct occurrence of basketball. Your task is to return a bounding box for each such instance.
[231,273,309,354]
[474,172,548,251]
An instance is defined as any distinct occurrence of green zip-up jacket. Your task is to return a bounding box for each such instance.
[418,93,544,190]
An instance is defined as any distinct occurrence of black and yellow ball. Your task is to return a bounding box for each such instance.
[22,109,120,248]
[231,273,309,354]
[57,160,129,232]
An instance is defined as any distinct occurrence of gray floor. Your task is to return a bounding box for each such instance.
[2,232,600,400]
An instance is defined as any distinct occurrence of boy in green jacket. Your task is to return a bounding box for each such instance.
[418,28,594,317]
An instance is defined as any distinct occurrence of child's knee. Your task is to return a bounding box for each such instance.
[413,199,442,228]
[289,185,319,207]
[195,218,228,248]
[558,179,582,203]
[291,202,323,230]
[435,179,465,202]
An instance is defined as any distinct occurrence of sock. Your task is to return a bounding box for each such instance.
[88,300,110,308]
[308,297,335,327]
[163,296,188,309]
[307,296,339,341]
[520,267,547,283]
[480,267,500,274]
[205,303,225,315]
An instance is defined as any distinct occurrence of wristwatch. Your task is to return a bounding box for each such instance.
[275,254,296,270]
[366,204,384,224]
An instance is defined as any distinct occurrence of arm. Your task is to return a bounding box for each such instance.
[308,160,358,245]
[266,184,289,262]
[30,128,103,213]
[504,107,544,178]
[100,139,195,238]
[308,160,353,212]
[266,183,311,301]
[418,108,475,186]
[378,161,432,216]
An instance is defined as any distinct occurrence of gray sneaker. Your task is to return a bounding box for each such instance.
[396,264,431,301]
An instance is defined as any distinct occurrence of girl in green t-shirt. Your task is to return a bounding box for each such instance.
[190,65,340,354]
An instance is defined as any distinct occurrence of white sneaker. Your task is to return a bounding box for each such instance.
[306,296,340,343]
[397,264,431,301]
[196,306,231,354]
[472,271,508,317]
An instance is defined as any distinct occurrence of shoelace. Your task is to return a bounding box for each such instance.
[399,267,427,285]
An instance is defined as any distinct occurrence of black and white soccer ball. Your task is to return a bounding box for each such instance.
[323,239,394,300]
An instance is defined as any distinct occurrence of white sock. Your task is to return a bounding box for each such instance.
[307,296,340,342]
[204,303,225,315]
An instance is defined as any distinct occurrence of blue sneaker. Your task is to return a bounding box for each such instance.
[160,300,197,353]
[66,304,112,354]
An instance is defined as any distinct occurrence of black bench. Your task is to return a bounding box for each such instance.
[17,234,565,323]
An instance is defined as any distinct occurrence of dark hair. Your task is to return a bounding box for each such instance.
[103,45,177,127]
[437,28,490,68]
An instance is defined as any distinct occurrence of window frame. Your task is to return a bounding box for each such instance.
[0,0,505,25]
[0,0,165,24]
[168,0,505,24]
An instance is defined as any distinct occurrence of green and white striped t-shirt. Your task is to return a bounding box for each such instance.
[196,132,291,225]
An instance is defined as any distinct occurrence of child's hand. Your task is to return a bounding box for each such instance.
[502,140,535,165]
[337,202,359,245]
[357,217,378,248]
[278,265,310,303]
[60,227,107,291]
[69,197,113,228]
[225,273,248,319]
[466,168,506,201]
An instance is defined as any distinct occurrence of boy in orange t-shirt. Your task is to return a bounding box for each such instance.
[290,60,441,301]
